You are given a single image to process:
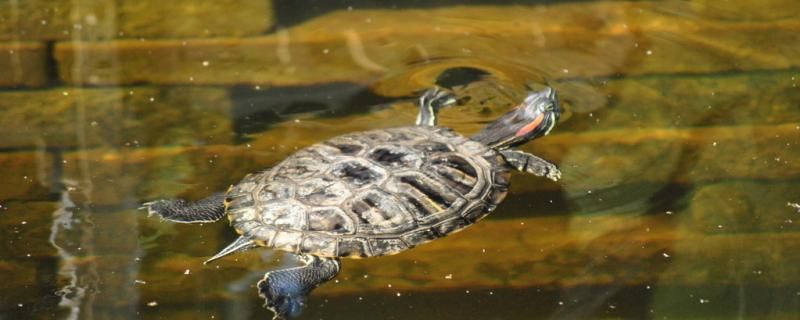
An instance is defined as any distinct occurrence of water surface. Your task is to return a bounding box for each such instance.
[1,1,799,319]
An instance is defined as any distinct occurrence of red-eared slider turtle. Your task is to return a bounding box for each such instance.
[143,87,561,319]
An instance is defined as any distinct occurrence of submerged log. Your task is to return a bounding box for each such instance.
[54,3,800,86]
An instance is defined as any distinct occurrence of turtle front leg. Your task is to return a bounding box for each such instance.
[500,150,561,181]
[416,87,456,126]
[258,255,340,319]
[141,192,227,223]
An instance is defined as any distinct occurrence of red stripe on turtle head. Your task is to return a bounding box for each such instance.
[514,112,545,138]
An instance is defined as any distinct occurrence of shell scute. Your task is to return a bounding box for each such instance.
[295,177,351,206]
[260,200,307,230]
[307,207,356,235]
[337,238,371,258]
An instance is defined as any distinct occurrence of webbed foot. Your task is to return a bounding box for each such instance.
[258,255,340,319]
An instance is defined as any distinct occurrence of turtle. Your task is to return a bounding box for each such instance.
[142,87,561,319]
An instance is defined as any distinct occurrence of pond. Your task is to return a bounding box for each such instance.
[1,0,799,319]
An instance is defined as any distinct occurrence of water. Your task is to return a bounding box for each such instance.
[1,1,799,319]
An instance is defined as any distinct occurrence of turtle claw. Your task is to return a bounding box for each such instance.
[140,201,163,217]
[546,166,562,181]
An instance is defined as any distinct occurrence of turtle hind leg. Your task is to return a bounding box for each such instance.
[141,192,227,223]
[258,255,340,319]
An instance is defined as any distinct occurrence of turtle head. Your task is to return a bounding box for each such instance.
[471,87,560,149]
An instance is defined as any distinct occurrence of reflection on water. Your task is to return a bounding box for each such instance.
[49,184,96,320]
[1,0,800,319]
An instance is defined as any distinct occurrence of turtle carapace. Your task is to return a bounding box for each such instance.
[143,87,561,319]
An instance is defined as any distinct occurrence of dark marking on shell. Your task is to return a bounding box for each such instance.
[369,148,409,167]
[401,194,433,220]
[259,182,294,202]
[434,218,469,236]
[368,238,409,256]
[413,141,452,153]
[296,178,351,206]
[308,208,355,234]
[349,190,414,233]
[332,161,383,187]
[399,176,454,209]
[400,228,438,247]
[432,155,477,178]
[461,203,489,222]
[337,238,371,258]
[300,235,337,256]
[324,142,363,155]
[274,158,324,181]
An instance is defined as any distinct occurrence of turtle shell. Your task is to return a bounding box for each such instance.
[225,126,511,258]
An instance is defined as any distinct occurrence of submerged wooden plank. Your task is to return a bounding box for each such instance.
[134,213,800,303]
[54,2,800,86]
[0,86,233,150]
[56,121,800,207]
[0,0,273,40]
[0,41,48,87]
[0,151,53,201]
[554,71,800,131]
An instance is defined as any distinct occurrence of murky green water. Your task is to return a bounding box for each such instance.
[1,1,799,319]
